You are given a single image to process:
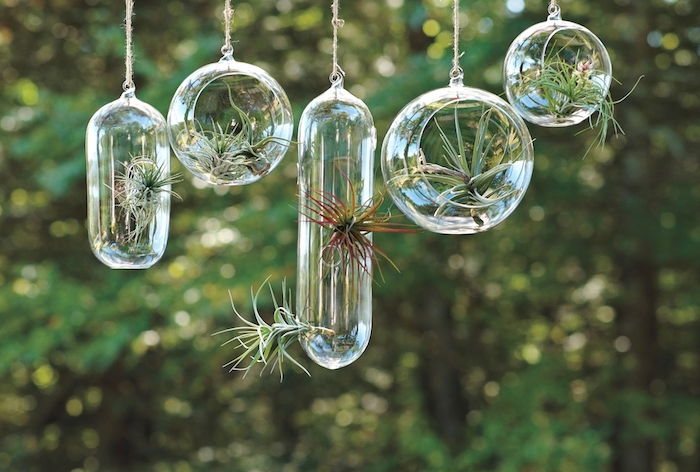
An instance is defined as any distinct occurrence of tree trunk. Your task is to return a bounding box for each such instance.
[419,292,467,453]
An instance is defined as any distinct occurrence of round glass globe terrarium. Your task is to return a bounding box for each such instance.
[503,18,613,127]
[167,56,294,186]
[381,80,534,234]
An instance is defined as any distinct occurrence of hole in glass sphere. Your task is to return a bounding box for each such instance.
[503,20,612,127]
[168,60,293,186]
[382,86,533,234]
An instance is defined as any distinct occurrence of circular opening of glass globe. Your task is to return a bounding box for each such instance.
[503,20,613,127]
[168,60,293,186]
[381,86,534,235]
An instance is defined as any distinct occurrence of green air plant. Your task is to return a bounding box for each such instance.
[299,178,415,280]
[515,48,641,157]
[213,278,333,381]
[113,156,181,245]
[414,105,524,225]
[187,85,292,183]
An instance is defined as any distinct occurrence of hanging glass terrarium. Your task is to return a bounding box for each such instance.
[381,0,534,234]
[297,76,377,370]
[296,6,377,370]
[503,1,612,127]
[214,2,405,379]
[167,1,293,186]
[86,0,177,269]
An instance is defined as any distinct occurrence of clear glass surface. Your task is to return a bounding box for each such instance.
[297,81,376,370]
[86,91,172,269]
[168,57,293,186]
[381,83,534,234]
[503,20,613,127]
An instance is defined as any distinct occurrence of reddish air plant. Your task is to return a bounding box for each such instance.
[299,181,415,280]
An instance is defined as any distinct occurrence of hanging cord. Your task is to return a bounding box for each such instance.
[449,0,464,82]
[221,0,234,57]
[548,0,561,20]
[123,0,135,92]
[330,0,345,84]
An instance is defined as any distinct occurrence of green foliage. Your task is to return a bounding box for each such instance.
[0,0,699,471]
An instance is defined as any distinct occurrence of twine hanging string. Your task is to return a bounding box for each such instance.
[449,0,463,82]
[548,0,561,20]
[222,0,234,57]
[123,0,135,92]
[330,0,345,84]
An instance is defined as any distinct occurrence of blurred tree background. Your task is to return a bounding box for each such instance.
[0,0,698,471]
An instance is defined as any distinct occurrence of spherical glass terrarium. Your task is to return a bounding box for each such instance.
[503,17,613,127]
[167,55,294,186]
[297,78,376,370]
[86,89,174,269]
[381,79,534,234]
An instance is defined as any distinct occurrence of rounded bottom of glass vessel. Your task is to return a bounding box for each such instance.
[514,101,594,128]
[299,322,371,370]
[92,243,162,269]
[399,214,498,235]
[386,160,533,234]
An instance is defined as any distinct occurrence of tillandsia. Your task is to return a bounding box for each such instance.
[299,176,415,281]
[113,155,181,244]
[517,47,641,157]
[186,85,292,183]
[213,278,333,381]
[413,105,525,225]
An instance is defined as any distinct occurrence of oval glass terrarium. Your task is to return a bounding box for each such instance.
[503,16,613,127]
[86,89,174,269]
[381,79,534,234]
[167,54,294,186]
[297,79,376,370]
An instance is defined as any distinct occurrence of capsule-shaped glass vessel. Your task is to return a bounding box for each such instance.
[86,89,172,269]
[297,80,376,369]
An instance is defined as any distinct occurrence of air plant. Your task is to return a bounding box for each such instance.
[213,278,333,381]
[514,47,641,157]
[113,155,181,245]
[299,176,415,280]
[186,85,292,183]
[414,105,526,225]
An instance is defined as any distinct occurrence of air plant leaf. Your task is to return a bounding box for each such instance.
[410,104,527,223]
[113,155,182,244]
[213,278,331,382]
[299,174,416,282]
